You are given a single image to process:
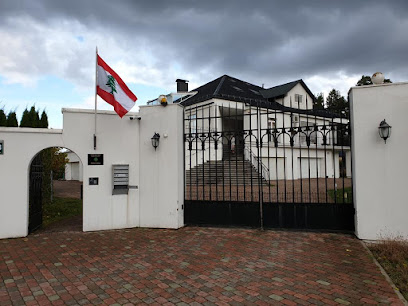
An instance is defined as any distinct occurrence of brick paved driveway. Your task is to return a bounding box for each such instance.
[0,227,403,305]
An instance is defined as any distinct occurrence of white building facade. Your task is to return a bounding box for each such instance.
[65,151,83,181]
[181,76,351,181]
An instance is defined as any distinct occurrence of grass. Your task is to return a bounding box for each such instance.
[43,197,82,227]
[328,187,352,203]
[369,239,408,301]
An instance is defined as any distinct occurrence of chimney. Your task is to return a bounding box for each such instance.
[176,79,189,92]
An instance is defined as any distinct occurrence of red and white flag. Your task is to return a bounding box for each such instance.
[96,55,137,118]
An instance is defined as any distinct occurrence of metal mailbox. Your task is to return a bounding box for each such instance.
[112,164,129,195]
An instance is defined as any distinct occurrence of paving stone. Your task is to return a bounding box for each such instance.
[48,295,60,301]
[269,294,284,301]
[316,280,331,286]
[335,298,351,305]
[0,227,403,305]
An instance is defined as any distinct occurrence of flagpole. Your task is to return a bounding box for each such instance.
[94,46,98,150]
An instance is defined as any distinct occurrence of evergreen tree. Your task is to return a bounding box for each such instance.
[39,110,49,128]
[0,109,6,126]
[326,89,349,117]
[313,93,325,110]
[28,106,40,128]
[20,108,30,127]
[6,112,18,127]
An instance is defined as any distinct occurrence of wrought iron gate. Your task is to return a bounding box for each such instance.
[184,99,354,231]
[29,153,43,233]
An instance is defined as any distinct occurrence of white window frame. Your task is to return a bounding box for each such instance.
[295,94,303,103]
[267,118,277,142]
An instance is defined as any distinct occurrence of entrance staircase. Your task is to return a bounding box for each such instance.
[185,155,267,185]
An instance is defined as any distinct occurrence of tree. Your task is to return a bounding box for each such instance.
[0,109,6,126]
[39,110,48,128]
[6,112,18,127]
[52,149,68,178]
[20,106,44,128]
[313,93,325,110]
[356,75,392,86]
[28,106,40,128]
[20,108,30,127]
[326,89,349,117]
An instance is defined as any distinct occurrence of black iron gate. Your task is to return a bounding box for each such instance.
[184,98,354,231]
[29,153,43,233]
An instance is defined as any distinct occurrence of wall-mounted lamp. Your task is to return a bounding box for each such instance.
[151,132,160,150]
[378,119,391,143]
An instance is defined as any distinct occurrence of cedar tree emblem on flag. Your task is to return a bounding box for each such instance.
[96,55,137,117]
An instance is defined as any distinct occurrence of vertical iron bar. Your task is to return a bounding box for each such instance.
[215,106,219,201]
[222,106,226,203]
[275,106,281,227]
[331,115,337,204]
[299,113,304,204]
[242,101,247,202]
[324,117,328,203]
[290,97,295,204]
[257,103,264,230]
[202,105,205,201]
[189,107,192,202]
[195,108,199,201]
[235,101,239,202]
[208,105,212,201]
[349,120,354,206]
[228,103,232,204]
[314,112,319,203]
[249,102,254,203]
[267,107,271,204]
[282,101,287,204]
[290,97,296,227]
[274,107,279,204]
[306,97,312,204]
[341,111,346,204]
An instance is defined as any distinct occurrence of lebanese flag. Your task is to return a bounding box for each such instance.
[96,55,137,118]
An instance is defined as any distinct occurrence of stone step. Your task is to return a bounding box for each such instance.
[185,157,267,185]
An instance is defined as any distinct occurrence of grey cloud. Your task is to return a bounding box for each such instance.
[0,0,407,91]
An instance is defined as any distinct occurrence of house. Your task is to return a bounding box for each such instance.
[65,150,83,181]
[150,75,351,181]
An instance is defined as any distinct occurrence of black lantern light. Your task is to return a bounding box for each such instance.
[378,119,391,143]
[151,132,160,150]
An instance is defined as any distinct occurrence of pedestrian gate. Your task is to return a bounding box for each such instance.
[29,153,43,233]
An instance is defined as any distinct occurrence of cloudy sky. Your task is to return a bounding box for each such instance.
[0,0,407,128]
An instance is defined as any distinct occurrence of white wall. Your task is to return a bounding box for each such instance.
[0,105,184,239]
[139,105,184,229]
[276,83,314,109]
[350,82,408,240]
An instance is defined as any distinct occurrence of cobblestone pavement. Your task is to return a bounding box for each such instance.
[186,178,352,203]
[0,227,403,305]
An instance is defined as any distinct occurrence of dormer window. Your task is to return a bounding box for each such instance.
[295,94,303,103]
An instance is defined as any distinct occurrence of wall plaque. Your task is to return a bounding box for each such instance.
[89,177,99,185]
[88,154,104,165]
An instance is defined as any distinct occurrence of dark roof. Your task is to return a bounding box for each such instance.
[259,79,316,102]
[180,75,339,118]
[181,75,268,106]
